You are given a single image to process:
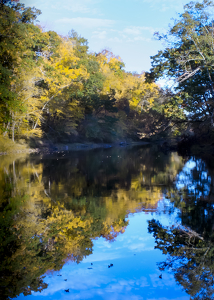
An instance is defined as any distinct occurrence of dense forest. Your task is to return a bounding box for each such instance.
[0,0,214,151]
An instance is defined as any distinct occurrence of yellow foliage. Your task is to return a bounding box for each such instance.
[42,38,88,97]
[96,52,159,112]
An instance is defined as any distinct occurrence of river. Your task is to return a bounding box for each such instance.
[1,145,214,299]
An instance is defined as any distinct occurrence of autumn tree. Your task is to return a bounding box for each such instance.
[0,1,42,139]
[0,2,164,143]
[34,36,89,139]
[149,0,214,128]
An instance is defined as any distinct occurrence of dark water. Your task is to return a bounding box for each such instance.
[0,146,214,300]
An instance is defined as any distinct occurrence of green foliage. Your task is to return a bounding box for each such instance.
[68,29,89,58]
[0,0,170,144]
[2,0,214,143]
[150,0,214,130]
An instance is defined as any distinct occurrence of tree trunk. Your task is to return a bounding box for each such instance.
[12,122,15,142]
[3,122,10,137]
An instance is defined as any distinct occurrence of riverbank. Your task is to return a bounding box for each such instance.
[156,135,214,167]
[0,136,150,156]
[1,135,214,157]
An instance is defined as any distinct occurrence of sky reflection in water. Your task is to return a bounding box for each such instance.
[17,208,188,300]
[1,146,214,299]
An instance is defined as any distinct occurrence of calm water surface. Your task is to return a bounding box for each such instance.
[1,146,214,300]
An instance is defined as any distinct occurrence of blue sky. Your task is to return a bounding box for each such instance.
[22,0,189,73]
[17,212,189,300]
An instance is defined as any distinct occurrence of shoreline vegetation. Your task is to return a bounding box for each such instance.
[1,135,214,159]
[0,136,151,155]
[1,0,214,158]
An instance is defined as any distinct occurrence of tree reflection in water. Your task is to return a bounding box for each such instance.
[148,155,214,300]
[3,147,214,299]
[0,146,184,299]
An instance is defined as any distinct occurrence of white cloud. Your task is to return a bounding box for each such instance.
[92,30,107,40]
[123,26,165,38]
[124,27,142,36]
[108,37,124,43]
[91,25,157,44]
[58,0,99,14]
[24,0,100,14]
[133,36,151,42]
[83,251,123,263]
[142,0,184,12]
[138,277,150,287]
[56,17,115,28]
[123,26,156,36]
[128,242,153,252]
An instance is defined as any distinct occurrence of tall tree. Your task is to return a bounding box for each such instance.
[0,0,42,139]
[149,0,214,126]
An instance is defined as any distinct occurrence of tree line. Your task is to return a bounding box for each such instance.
[0,0,213,146]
